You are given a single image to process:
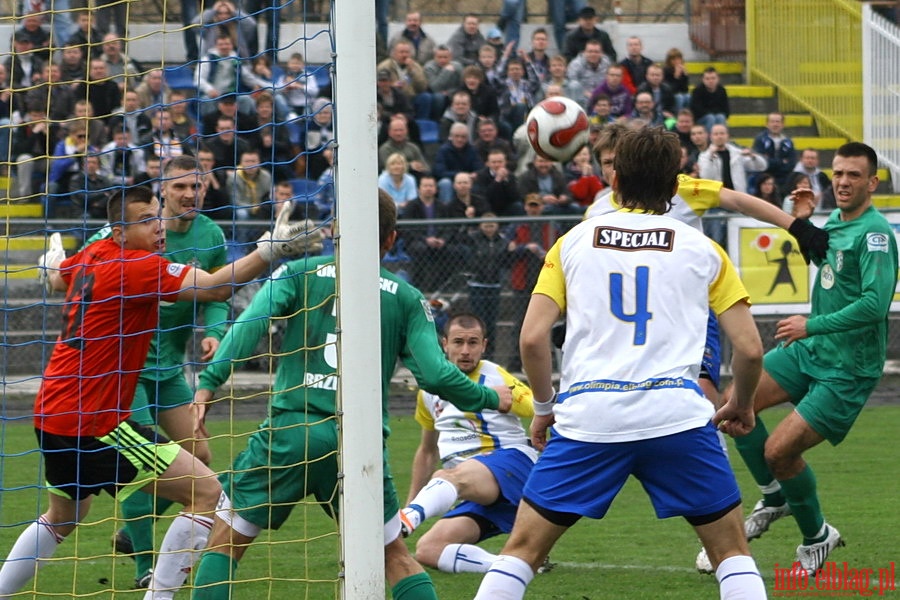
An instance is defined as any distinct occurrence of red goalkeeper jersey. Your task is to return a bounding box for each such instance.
[35,239,190,437]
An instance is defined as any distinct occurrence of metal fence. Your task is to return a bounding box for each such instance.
[863,3,900,193]
[5,212,900,376]
[687,0,746,57]
[746,0,863,141]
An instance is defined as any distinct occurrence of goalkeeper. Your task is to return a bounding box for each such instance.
[81,156,230,590]
[186,190,513,600]
[0,183,319,599]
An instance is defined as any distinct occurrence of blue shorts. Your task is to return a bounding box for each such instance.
[700,309,722,389]
[444,447,535,540]
[523,423,741,520]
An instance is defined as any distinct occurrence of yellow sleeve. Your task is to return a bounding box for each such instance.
[709,241,752,314]
[497,367,534,418]
[531,239,566,312]
[414,391,436,430]
[677,174,723,216]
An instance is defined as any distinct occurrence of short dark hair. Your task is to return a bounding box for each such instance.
[443,313,486,337]
[108,185,155,225]
[379,188,397,247]
[613,127,680,214]
[835,142,878,177]
[164,155,200,176]
[593,122,630,160]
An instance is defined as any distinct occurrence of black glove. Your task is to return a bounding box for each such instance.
[788,218,829,265]
[551,321,567,349]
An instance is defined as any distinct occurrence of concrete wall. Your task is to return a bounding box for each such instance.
[0,20,709,65]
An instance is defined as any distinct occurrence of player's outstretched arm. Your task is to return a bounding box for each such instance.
[714,300,763,437]
[178,213,324,302]
[718,188,828,263]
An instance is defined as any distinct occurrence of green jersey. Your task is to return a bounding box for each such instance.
[199,256,500,435]
[803,206,898,379]
[82,216,230,381]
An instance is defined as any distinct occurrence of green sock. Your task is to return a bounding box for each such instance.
[391,572,438,600]
[120,490,157,578]
[192,552,237,600]
[734,417,786,507]
[779,465,826,544]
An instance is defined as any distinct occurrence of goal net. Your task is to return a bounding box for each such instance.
[0,0,382,596]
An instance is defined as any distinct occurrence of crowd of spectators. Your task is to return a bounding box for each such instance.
[5,3,828,308]
[5,0,334,232]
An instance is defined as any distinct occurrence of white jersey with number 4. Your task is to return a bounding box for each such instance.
[534,209,750,443]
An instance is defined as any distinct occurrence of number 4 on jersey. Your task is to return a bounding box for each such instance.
[610,266,652,345]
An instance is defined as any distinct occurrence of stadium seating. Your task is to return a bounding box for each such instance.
[416,119,440,145]
[163,63,197,92]
[288,177,319,202]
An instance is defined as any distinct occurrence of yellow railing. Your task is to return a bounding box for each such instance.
[746,0,862,140]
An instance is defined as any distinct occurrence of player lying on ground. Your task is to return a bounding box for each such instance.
[401,313,539,574]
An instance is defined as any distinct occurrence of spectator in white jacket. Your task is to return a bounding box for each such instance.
[697,124,766,194]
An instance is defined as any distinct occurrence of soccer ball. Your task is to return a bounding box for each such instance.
[526,97,590,162]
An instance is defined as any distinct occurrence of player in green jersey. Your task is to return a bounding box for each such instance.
[731,142,898,573]
[186,190,513,600]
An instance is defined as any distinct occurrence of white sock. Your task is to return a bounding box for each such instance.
[143,512,214,600]
[473,554,534,600]
[0,515,63,596]
[716,555,767,600]
[405,478,458,528]
[437,543,499,573]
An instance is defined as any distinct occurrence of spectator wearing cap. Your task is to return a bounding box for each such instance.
[548,0,587,51]
[447,13,487,67]
[6,30,44,89]
[298,97,335,180]
[507,191,560,370]
[377,67,416,128]
[485,26,505,59]
[388,11,437,65]
[563,5,617,63]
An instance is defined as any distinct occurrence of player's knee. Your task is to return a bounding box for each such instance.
[192,475,224,510]
[762,442,800,478]
[413,535,442,568]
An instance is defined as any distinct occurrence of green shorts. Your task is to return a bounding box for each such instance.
[130,374,194,426]
[764,342,879,445]
[222,409,401,531]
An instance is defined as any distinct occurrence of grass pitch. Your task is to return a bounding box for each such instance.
[0,406,896,598]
